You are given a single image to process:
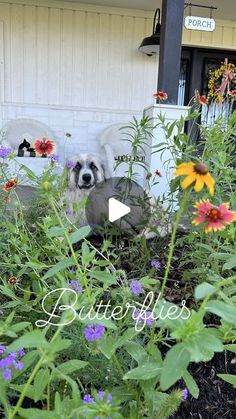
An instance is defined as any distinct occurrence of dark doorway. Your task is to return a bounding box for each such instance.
[178,47,236,139]
[178,47,236,106]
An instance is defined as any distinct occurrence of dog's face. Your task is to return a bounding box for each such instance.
[68,154,106,191]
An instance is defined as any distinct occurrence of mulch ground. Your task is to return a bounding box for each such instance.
[175,351,236,418]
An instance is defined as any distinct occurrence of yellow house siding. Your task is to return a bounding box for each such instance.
[0,0,236,110]
[183,19,236,50]
[0,1,159,110]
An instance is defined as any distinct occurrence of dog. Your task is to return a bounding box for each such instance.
[64,153,172,238]
[64,153,108,225]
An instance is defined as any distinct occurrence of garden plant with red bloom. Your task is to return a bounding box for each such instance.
[153,91,168,101]
[228,90,236,97]
[193,199,236,233]
[3,178,17,192]
[0,101,236,419]
[194,91,208,105]
[3,196,11,203]
[33,137,54,156]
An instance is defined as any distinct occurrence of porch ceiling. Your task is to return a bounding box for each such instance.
[65,0,236,20]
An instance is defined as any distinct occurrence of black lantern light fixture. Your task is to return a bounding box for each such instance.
[139,8,161,56]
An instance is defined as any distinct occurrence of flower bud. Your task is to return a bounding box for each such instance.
[42,181,52,191]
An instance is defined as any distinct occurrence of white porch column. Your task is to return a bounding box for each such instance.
[144,104,190,204]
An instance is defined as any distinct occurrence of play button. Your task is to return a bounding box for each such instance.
[85,176,151,234]
[108,197,130,222]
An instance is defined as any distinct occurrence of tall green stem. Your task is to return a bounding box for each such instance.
[9,327,62,419]
[149,188,191,348]
[49,197,91,300]
[160,189,190,297]
[112,354,131,391]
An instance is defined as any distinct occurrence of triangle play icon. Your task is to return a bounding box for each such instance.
[108,197,131,222]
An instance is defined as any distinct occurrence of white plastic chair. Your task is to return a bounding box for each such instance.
[1,118,56,184]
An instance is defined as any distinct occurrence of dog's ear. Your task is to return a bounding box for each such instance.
[66,160,81,190]
[67,167,76,190]
[101,162,109,180]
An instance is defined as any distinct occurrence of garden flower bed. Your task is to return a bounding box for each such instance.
[0,103,236,419]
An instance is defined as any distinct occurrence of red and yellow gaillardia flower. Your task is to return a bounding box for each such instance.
[155,169,162,177]
[153,91,168,101]
[193,199,236,233]
[3,178,17,192]
[228,90,236,97]
[3,196,11,203]
[194,90,208,105]
[33,137,54,156]
[174,162,215,196]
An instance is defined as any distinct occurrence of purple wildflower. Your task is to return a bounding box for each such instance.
[83,394,94,404]
[182,388,188,400]
[13,360,24,370]
[150,259,161,269]
[17,348,25,357]
[83,391,112,408]
[0,355,14,369]
[132,308,153,327]
[65,207,73,216]
[0,347,25,382]
[97,390,112,403]
[50,154,60,162]
[95,417,111,419]
[0,146,12,159]
[97,390,105,400]
[66,160,76,169]
[67,280,83,294]
[84,324,105,342]
[0,345,6,355]
[0,352,18,368]
[130,280,142,296]
[9,352,18,360]
[2,368,11,381]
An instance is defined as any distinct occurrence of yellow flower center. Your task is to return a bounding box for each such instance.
[194,163,208,175]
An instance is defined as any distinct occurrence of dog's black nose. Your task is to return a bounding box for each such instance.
[82,173,92,183]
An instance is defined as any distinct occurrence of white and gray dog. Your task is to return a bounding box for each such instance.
[64,153,171,237]
[65,153,108,224]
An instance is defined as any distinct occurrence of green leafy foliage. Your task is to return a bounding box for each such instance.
[0,109,235,419]
[217,374,236,388]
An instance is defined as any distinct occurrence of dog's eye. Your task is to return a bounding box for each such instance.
[90,162,97,170]
[74,162,81,171]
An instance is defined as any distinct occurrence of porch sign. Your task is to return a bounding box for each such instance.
[185,16,215,32]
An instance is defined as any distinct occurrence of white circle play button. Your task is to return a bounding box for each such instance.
[85,177,151,234]
[108,197,131,222]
